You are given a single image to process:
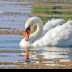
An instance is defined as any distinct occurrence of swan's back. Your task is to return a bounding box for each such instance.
[43,18,64,34]
[32,19,72,47]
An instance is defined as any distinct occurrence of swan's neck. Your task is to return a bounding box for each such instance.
[36,18,43,35]
[29,18,43,43]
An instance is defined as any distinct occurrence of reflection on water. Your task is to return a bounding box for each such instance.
[24,47,72,66]
[30,47,72,60]
[25,47,30,62]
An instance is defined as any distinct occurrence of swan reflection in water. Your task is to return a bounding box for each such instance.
[24,47,72,65]
[24,47,42,64]
[25,47,30,63]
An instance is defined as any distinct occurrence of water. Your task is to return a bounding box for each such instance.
[0,38,72,67]
[0,0,31,31]
[0,0,72,68]
[32,0,72,24]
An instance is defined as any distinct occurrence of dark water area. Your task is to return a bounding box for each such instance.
[0,0,72,69]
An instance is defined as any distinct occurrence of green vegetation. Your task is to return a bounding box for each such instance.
[32,1,72,26]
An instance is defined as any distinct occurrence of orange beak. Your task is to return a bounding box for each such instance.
[25,27,30,41]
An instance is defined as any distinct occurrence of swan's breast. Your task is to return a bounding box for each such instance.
[20,38,30,48]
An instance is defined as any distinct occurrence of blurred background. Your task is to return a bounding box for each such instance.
[0,0,72,32]
[32,0,72,25]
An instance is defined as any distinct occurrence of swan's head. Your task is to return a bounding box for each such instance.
[25,18,36,31]
[25,17,36,41]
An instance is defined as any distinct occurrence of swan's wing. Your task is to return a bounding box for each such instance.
[43,18,65,34]
[32,20,72,47]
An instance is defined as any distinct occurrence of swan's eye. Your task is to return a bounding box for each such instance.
[25,25,30,32]
[25,25,30,41]
[27,26,30,30]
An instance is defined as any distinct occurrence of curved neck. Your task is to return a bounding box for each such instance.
[36,18,43,36]
[29,17,43,43]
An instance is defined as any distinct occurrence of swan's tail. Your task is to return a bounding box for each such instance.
[43,18,65,34]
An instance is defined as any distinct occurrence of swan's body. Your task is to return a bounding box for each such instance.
[20,17,72,48]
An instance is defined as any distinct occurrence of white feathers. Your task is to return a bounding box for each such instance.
[20,17,72,47]
[43,18,64,34]
[32,19,72,47]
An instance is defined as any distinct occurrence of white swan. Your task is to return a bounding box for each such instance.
[20,17,72,48]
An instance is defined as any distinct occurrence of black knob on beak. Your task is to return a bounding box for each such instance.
[25,29,27,32]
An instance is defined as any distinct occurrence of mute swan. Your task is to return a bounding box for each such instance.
[20,17,72,48]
